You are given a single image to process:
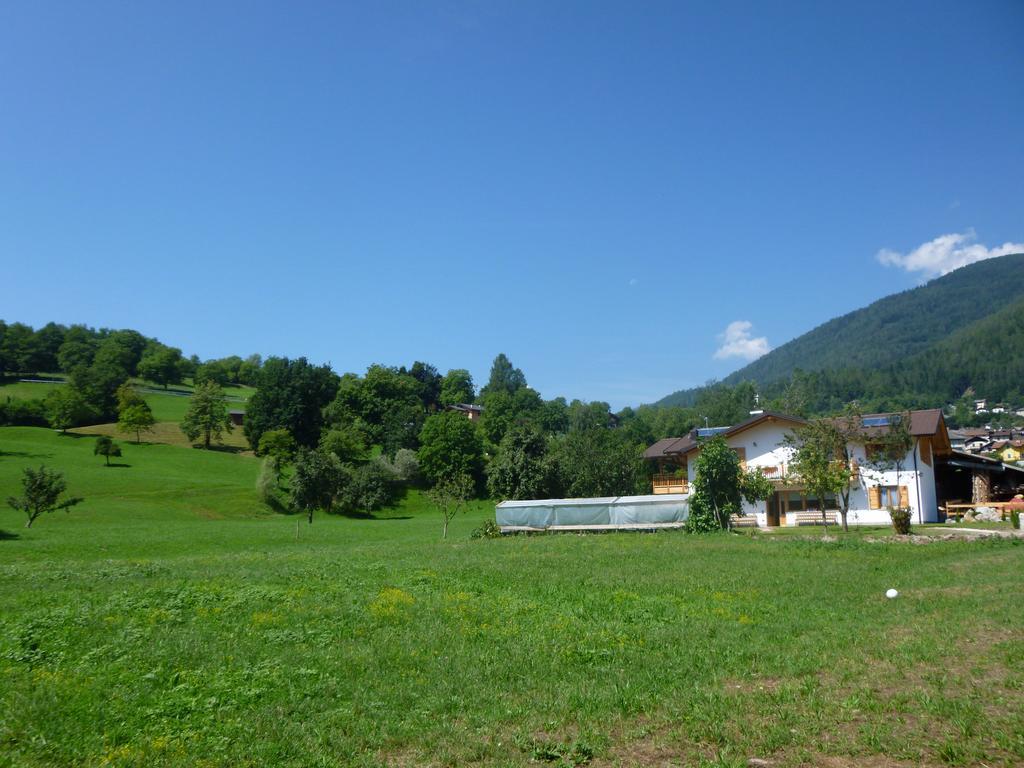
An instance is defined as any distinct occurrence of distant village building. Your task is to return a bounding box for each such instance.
[229,410,245,427]
[997,440,1024,464]
[445,403,483,422]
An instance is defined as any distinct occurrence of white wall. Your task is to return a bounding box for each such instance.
[682,423,941,527]
[845,439,939,525]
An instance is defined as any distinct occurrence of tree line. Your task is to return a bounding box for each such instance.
[244,353,653,520]
[0,320,262,428]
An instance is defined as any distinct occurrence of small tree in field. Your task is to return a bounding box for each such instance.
[429,472,474,539]
[686,436,773,532]
[289,448,347,523]
[44,387,93,433]
[785,407,861,531]
[118,403,156,444]
[7,466,83,528]
[93,435,122,466]
[181,382,233,449]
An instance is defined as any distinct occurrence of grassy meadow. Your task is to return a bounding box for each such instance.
[1,427,1023,767]
[0,377,255,450]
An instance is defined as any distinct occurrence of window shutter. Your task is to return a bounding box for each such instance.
[868,486,880,510]
[919,438,932,467]
[899,485,910,508]
[734,447,746,470]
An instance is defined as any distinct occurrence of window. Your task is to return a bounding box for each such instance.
[805,493,838,511]
[787,491,838,512]
[878,486,900,508]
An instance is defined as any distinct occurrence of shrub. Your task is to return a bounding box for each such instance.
[339,461,400,514]
[258,429,296,461]
[0,398,48,427]
[470,519,502,539]
[888,506,912,535]
[256,456,281,506]
[319,426,367,464]
[684,489,725,533]
[1011,509,1021,530]
[389,448,421,485]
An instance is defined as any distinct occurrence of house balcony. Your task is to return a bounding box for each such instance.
[754,465,795,485]
[651,473,688,495]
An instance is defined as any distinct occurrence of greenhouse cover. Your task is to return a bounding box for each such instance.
[496,494,689,530]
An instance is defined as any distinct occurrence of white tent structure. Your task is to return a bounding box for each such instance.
[496,494,689,532]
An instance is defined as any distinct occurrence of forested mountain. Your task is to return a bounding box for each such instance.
[655,254,1024,409]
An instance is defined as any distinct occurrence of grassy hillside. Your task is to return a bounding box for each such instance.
[0,378,255,448]
[0,427,265,524]
[656,253,1024,407]
[2,427,1024,766]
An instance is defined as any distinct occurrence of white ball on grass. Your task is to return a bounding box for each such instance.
[885,588,899,599]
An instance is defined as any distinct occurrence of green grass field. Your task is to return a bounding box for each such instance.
[1,377,255,450]
[0,377,254,420]
[1,427,1023,767]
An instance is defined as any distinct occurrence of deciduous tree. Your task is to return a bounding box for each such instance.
[181,381,232,449]
[417,411,484,489]
[429,472,474,539]
[118,403,156,444]
[244,357,339,450]
[258,428,297,461]
[785,407,861,531]
[686,436,773,532]
[547,428,645,498]
[93,435,122,466]
[138,346,185,389]
[439,368,475,407]
[7,466,83,528]
[290,448,347,523]
[486,423,552,500]
[43,387,93,433]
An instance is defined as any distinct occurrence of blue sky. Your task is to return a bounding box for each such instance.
[2,1,1022,408]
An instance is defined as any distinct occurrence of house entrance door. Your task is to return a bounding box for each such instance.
[767,492,783,527]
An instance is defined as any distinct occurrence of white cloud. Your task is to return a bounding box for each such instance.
[876,230,1024,280]
[713,320,771,361]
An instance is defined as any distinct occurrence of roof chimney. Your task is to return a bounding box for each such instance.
[750,393,764,417]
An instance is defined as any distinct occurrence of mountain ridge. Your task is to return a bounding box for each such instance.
[653,253,1024,408]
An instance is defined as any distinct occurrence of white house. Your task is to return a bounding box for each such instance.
[644,408,952,527]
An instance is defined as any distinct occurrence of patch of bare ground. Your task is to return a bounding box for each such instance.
[722,677,782,695]
[797,754,930,768]
[381,747,433,768]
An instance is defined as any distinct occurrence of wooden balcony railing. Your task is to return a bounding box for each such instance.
[753,465,793,483]
[651,474,688,494]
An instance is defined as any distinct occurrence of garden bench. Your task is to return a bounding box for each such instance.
[792,511,838,526]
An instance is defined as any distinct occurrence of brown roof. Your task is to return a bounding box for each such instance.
[643,435,697,459]
[643,411,805,460]
[645,408,952,462]
[829,408,945,438]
